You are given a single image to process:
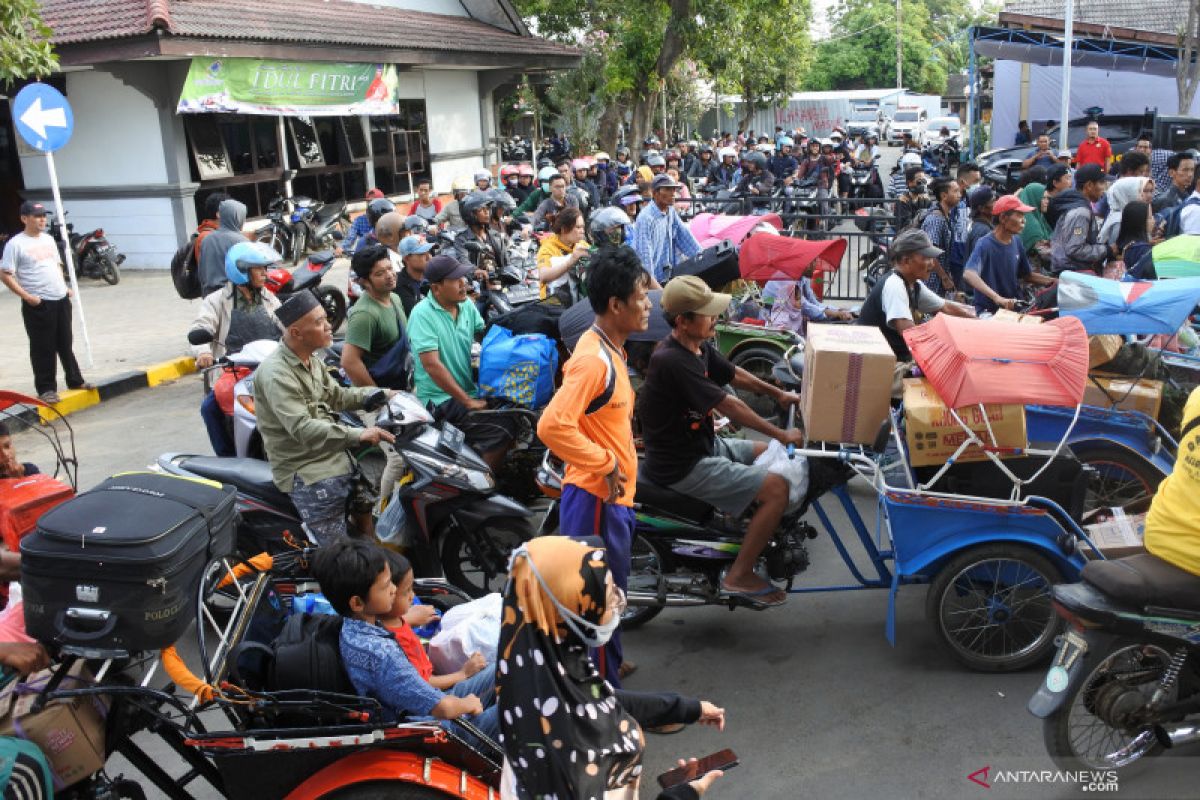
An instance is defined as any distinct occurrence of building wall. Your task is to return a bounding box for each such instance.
[422,70,485,192]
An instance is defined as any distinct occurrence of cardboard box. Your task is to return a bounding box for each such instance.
[1082,374,1164,417]
[1087,335,1123,368]
[992,309,1044,325]
[0,663,106,789]
[1083,508,1147,559]
[902,378,1028,467]
[801,324,896,444]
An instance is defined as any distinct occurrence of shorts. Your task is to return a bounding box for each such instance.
[669,438,768,517]
[432,397,520,455]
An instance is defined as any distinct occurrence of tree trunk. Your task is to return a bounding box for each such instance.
[626,0,692,147]
[1181,1,1200,114]
[597,101,624,154]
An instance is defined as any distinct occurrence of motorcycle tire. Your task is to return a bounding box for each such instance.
[925,543,1063,672]
[1043,638,1170,772]
[440,516,532,598]
[730,345,786,427]
[622,533,669,630]
[319,780,455,799]
[1073,446,1164,518]
[290,229,307,265]
[100,253,121,285]
[314,286,348,332]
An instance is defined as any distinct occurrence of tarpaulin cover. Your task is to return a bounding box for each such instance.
[1057,270,1200,335]
[0,391,47,413]
[903,315,1089,408]
[1150,235,1200,279]
[689,213,782,248]
[739,234,847,283]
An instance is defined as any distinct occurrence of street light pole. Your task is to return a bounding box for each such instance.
[1060,0,1075,151]
[896,0,903,90]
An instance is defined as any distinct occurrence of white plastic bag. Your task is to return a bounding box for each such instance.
[428,593,503,674]
[753,439,810,512]
[375,486,409,546]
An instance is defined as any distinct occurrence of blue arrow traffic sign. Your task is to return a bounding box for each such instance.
[13,83,74,153]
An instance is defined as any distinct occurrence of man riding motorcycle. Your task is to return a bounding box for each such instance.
[454,193,505,282]
[768,137,799,184]
[705,147,739,191]
[689,144,715,181]
[734,151,775,209]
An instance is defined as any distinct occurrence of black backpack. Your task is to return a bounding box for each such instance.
[233,612,356,696]
[171,233,202,299]
[1162,196,1200,240]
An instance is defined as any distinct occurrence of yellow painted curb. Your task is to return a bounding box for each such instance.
[38,387,99,422]
[145,356,197,387]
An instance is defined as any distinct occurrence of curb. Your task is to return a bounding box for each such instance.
[23,356,197,424]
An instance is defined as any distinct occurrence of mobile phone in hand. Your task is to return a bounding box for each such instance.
[655,748,739,789]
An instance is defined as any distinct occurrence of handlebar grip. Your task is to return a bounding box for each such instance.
[786,405,797,459]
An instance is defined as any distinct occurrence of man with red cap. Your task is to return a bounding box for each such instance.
[963,194,1057,315]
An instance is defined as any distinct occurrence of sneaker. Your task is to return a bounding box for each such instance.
[38,391,60,404]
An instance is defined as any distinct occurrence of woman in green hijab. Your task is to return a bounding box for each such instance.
[1018,182,1053,265]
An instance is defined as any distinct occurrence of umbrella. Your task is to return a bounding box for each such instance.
[557,290,670,350]
[738,234,847,283]
[690,213,783,248]
[903,315,1089,408]
[1151,235,1200,278]
[1057,270,1200,336]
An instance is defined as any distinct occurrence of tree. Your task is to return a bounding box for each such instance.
[0,0,58,83]
[1179,0,1200,114]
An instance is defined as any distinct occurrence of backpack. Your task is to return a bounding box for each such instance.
[232,611,356,696]
[1162,196,1200,239]
[171,233,202,299]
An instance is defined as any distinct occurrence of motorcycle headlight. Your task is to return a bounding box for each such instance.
[404,450,494,490]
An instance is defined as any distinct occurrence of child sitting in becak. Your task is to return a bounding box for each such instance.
[311,539,499,739]
[378,549,489,690]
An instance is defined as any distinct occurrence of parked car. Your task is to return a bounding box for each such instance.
[921,116,962,147]
[887,107,927,145]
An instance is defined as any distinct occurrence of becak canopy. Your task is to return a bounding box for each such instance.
[902,315,1089,408]
[1151,234,1200,278]
[689,213,782,248]
[1057,269,1200,335]
[738,234,846,283]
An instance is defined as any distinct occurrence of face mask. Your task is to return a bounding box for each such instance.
[509,545,622,647]
[914,180,928,194]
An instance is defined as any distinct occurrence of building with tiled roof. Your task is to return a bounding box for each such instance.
[998,0,1186,44]
[2,0,578,267]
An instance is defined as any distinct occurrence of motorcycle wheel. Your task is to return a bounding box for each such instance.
[1075,447,1163,518]
[291,229,307,265]
[100,253,121,285]
[1043,639,1171,771]
[440,517,532,598]
[314,286,348,332]
[622,533,668,630]
[319,781,455,799]
[730,345,785,427]
[926,543,1063,672]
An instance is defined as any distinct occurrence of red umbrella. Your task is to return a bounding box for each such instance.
[902,315,1089,408]
[738,234,847,283]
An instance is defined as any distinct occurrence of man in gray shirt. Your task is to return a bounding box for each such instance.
[198,198,248,295]
[0,201,90,403]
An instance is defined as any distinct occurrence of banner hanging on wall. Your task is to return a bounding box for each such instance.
[177,57,399,115]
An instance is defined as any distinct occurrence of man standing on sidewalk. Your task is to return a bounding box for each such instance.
[536,245,650,686]
[0,201,91,403]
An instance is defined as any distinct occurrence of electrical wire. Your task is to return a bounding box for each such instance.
[813,19,892,45]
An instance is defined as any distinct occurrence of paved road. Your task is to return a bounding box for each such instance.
[11,381,1195,800]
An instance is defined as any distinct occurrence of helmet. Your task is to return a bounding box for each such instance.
[700,143,714,154]
[779,136,794,148]
[746,151,768,170]
[718,146,737,161]
[473,169,492,185]
[537,165,558,192]
[646,153,666,168]
[616,162,632,176]
[616,146,631,158]
[366,197,395,228]
[451,175,473,194]
[488,187,516,213]
[755,142,773,153]
[517,163,535,177]
[900,152,923,168]
[665,150,681,162]
[403,215,427,233]
[499,164,519,180]
[571,157,590,172]
[643,136,660,147]
[594,151,611,162]
[224,241,281,286]
[460,191,495,219]
[829,131,844,142]
[589,206,632,244]
[610,185,643,208]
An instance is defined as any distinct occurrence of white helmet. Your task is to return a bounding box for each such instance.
[756,142,773,153]
[473,169,491,185]
[900,152,923,168]
[718,146,737,161]
[451,175,473,193]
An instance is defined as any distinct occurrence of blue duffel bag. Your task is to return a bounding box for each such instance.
[478,324,558,408]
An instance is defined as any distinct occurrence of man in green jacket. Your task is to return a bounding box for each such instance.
[254,291,394,543]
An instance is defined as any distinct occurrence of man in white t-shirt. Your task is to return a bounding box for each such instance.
[855,229,975,361]
[0,201,91,403]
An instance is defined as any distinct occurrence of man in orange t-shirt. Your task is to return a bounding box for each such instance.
[1074,121,1112,171]
[536,245,651,686]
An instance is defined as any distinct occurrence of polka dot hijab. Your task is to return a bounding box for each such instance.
[497,537,644,800]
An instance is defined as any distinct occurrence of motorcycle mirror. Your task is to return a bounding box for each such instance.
[187,328,215,346]
[363,389,388,413]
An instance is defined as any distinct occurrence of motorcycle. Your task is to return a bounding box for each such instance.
[265,249,348,331]
[1028,553,1200,772]
[255,178,350,265]
[855,206,893,291]
[47,211,124,285]
[780,177,826,236]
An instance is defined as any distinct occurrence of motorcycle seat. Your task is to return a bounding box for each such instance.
[308,250,336,267]
[1081,553,1200,613]
[634,479,715,524]
[180,456,295,513]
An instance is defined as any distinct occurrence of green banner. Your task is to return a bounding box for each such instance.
[177,57,398,116]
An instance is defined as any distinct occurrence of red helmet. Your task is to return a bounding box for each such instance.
[499,164,519,180]
[517,163,535,177]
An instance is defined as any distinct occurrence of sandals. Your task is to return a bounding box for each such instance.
[720,581,787,609]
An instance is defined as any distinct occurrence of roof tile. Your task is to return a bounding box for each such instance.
[1001,0,1186,37]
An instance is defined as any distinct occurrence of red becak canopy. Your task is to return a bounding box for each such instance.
[902,315,1089,408]
[738,234,847,283]
[0,391,48,413]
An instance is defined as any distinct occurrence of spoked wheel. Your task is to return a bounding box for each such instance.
[440,517,532,598]
[1044,640,1172,771]
[314,286,348,331]
[100,253,121,284]
[623,533,668,630]
[926,544,1063,672]
[195,554,275,686]
[730,345,785,427]
[1077,447,1163,517]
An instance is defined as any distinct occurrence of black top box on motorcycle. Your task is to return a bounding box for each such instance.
[673,240,738,289]
[913,446,1086,522]
[21,472,237,657]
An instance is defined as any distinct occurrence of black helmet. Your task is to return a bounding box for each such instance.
[609,185,642,209]
[460,191,495,220]
[746,151,768,170]
[366,198,395,228]
[699,143,714,155]
[488,187,516,213]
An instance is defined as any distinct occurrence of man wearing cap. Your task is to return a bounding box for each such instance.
[632,173,702,287]
[1050,163,1109,275]
[964,195,1057,315]
[1,201,91,404]
[395,234,432,317]
[254,291,395,544]
[407,254,515,471]
[639,276,803,609]
[341,244,409,389]
[856,230,976,362]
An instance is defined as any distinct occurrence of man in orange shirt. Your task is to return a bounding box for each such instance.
[536,245,651,686]
[1074,121,1112,172]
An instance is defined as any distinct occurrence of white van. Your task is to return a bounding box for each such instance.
[888,107,927,145]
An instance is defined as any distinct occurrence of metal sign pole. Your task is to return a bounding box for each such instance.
[1060,0,1075,150]
[45,150,93,369]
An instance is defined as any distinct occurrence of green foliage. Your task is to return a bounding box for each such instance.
[0,0,58,83]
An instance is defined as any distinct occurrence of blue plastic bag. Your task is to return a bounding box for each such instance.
[478,325,559,408]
